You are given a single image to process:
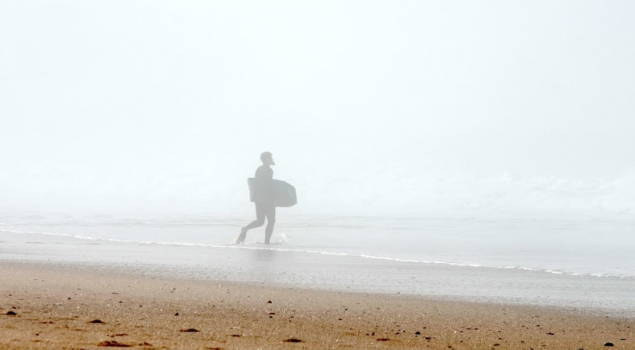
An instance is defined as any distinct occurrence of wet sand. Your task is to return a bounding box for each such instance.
[3,229,635,319]
[1,261,633,350]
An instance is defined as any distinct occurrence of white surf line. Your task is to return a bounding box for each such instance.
[2,227,634,279]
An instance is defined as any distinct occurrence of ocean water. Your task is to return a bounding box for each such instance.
[1,211,633,279]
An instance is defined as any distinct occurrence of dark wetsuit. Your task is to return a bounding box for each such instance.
[254,165,275,203]
[239,165,276,244]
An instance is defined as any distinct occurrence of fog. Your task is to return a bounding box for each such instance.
[1,1,634,217]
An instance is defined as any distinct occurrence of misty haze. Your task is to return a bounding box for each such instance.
[1,1,634,349]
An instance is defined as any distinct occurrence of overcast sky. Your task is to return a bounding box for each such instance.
[1,1,634,215]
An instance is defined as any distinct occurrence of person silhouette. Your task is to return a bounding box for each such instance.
[235,152,276,244]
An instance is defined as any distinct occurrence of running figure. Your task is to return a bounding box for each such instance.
[236,152,276,244]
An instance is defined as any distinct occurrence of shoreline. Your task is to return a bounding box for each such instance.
[2,229,635,319]
[1,260,634,349]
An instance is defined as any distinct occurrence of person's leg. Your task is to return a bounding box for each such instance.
[264,205,276,244]
[236,203,265,244]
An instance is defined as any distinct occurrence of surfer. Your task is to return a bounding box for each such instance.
[236,152,276,245]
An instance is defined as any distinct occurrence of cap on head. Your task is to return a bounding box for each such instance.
[260,151,273,162]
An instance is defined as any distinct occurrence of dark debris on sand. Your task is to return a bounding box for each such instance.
[108,333,128,337]
[180,328,200,332]
[283,338,303,343]
[97,340,131,347]
[89,319,105,324]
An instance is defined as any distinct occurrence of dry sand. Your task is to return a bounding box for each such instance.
[1,261,633,350]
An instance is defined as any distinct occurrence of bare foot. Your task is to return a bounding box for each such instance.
[235,228,247,245]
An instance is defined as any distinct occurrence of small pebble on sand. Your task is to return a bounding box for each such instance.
[283,338,302,343]
[180,328,199,333]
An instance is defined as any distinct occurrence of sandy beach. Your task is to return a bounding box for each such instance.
[1,261,633,350]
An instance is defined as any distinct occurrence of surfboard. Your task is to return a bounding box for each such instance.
[272,179,297,207]
[248,178,297,207]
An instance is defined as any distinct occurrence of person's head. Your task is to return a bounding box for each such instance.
[260,151,275,166]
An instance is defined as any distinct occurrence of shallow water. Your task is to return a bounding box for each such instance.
[1,212,634,278]
[2,226,635,318]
